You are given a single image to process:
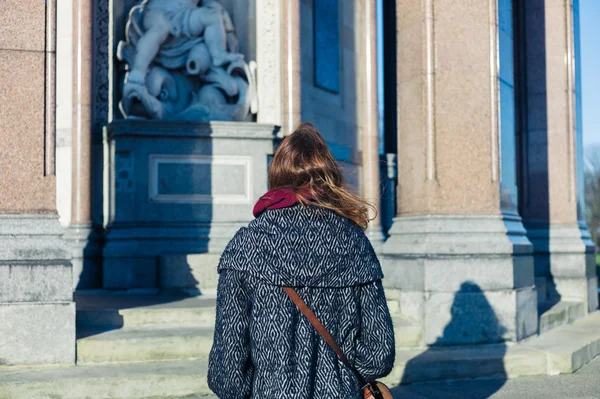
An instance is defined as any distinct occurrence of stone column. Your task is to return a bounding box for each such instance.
[0,0,75,364]
[55,0,74,227]
[281,0,302,135]
[65,0,101,290]
[256,0,283,128]
[520,0,598,312]
[360,0,384,248]
[382,0,537,345]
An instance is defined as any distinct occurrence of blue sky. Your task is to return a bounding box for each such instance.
[581,0,600,148]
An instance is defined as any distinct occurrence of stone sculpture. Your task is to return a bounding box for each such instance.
[117,0,258,121]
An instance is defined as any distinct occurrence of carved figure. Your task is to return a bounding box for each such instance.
[117,0,258,121]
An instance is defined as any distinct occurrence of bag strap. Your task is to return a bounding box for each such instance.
[282,287,368,388]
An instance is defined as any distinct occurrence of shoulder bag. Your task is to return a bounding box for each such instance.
[282,287,394,399]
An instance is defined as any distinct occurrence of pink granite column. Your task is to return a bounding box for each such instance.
[71,0,93,227]
[0,3,58,211]
[281,0,302,136]
[520,0,597,312]
[360,0,384,247]
[382,0,537,345]
[0,0,75,365]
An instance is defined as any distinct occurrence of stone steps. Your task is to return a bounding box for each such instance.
[75,292,218,328]
[0,360,215,399]
[3,312,600,398]
[526,310,600,374]
[387,344,545,385]
[76,320,421,365]
[75,291,405,327]
[538,300,586,334]
[76,292,218,364]
[383,311,600,386]
[76,326,215,364]
[74,291,422,365]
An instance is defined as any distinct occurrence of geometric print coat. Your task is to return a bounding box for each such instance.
[207,205,396,398]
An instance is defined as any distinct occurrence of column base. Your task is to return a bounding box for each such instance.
[64,223,103,290]
[526,221,598,313]
[382,214,538,345]
[365,225,385,253]
[0,214,75,365]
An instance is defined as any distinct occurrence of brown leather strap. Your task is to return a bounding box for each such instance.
[282,287,367,388]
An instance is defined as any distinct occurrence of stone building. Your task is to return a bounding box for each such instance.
[1,0,599,396]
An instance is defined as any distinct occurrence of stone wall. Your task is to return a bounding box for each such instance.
[299,0,362,189]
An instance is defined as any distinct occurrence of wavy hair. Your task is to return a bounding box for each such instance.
[268,122,375,230]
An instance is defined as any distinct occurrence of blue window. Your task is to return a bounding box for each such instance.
[498,0,518,214]
[314,0,340,93]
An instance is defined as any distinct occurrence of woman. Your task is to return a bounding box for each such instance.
[207,123,396,398]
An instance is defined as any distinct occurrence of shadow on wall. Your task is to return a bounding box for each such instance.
[515,0,560,309]
[76,236,103,291]
[391,282,508,399]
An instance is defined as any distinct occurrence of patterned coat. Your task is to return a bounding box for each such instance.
[207,205,396,399]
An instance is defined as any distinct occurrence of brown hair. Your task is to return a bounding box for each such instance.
[268,122,375,230]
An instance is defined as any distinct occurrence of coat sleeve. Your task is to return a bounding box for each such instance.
[354,280,396,382]
[208,268,254,399]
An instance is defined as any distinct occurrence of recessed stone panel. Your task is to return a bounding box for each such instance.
[149,155,252,204]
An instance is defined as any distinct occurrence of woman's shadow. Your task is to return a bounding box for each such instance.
[392,282,508,398]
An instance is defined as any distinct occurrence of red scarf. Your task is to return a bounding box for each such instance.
[253,188,310,217]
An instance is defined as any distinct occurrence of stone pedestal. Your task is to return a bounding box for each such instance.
[0,216,75,365]
[383,215,537,344]
[103,120,280,290]
[525,222,598,312]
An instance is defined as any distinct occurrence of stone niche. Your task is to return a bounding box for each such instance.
[103,0,279,291]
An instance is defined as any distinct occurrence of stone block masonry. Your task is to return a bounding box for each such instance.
[0,215,75,365]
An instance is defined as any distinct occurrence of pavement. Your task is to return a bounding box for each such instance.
[389,355,600,399]
[180,355,600,399]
